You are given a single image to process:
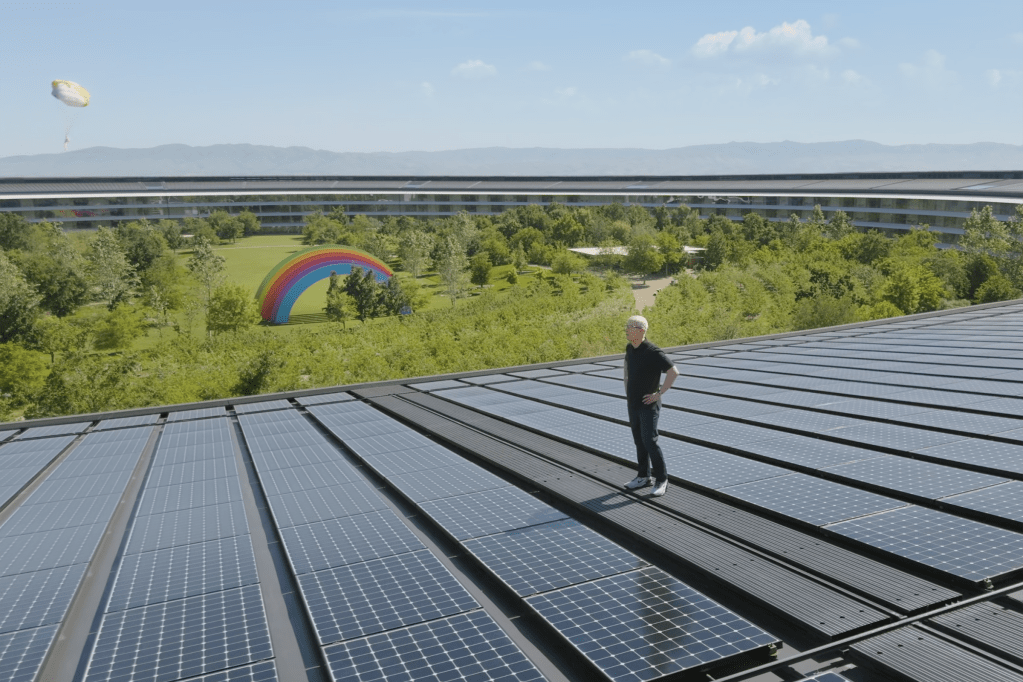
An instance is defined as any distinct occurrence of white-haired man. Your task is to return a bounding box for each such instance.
[623,315,679,497]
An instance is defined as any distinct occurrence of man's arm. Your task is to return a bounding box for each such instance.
[658,365,680,397]
[623,363,628,394]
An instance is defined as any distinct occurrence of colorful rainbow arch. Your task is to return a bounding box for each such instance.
[255,246,393,324]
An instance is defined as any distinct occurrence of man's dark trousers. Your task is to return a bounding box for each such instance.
[627,400,666,482]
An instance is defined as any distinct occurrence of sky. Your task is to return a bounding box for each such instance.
[2,0,1022,157]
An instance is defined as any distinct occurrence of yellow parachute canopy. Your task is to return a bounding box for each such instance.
[51,80,90,107]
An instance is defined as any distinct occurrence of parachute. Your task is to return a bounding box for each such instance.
[51,80,90,150]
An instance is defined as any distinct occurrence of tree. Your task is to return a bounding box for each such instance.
[378,276,414,315]
[157,219,184,251]
[398,230,434,277]
[18,225,89,317]
[0,250,41,343]
[512,244,528,272]
[208,210,244,243]
[95,304,146,350]
[624,232,663,283]
[88,227,140,309]
[470,253,492,288]
[33,314,91,363]
[207,284,260,334]
[302,212,347,246]
[117,220,169,273]
[0,342,48,408]
[974,275,1021,304]
[961,205,1023,289]
[187,236,226,310]
[343,267,381,321]
[437,234,470,305]
[324,272,356,327]
[237,211,262,237]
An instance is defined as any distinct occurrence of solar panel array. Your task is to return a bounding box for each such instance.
[82,418,276,682]
[0,426,152,682]
[308,400,779,681]
[5,302,1023,680]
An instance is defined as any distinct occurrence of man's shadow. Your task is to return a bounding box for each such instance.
[581,490,642,513]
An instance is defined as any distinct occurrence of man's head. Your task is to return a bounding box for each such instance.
[625,315,648,347]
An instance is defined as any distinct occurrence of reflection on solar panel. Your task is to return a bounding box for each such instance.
[420,486,569,541]
[525,567,777,682]
[279,510,426,575]
[299,549,479,645]
[464,518,647,596]
[388,464,510,502]
[827,505,1023,585]
[323,610,545,682]
[190,661,279,681]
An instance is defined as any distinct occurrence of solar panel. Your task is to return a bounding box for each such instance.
[294,392,355,406]
[314,418,409,440]
[146,456,238,487]
[136,476,243,516]
[323,610,545,682]
[827,505,1023,584]
[738,435,886,470]
[0,522,107,576]
[20,471,129,504]
[83,584,273,682]
[342,431,438,456]
[0,564,87,634]
[671,449,791,490]
[95,414,160,430]
[0,494,120,537]
[408,379,467,391]
[747,410,866,433]
[721,473,909,526]
[420,486,569,541]
[940,481,1023,524]
[830,422,967,452]
[14,422,89,439]
[900,410,1023,435]
[0,624,58,682]
[298,549,480,645]
[189,661,278,681]
[822,456,1007,501]
[682,419,791,446]
[232,399,293,414]
[388,464,510,503]
[509,368,567,378]
[0,430,15,443]
[464,518,647,597]
[525,566,778,682]
[359,445,466,476]
[125,501,249,554]
[256,460,360,496]
[913,439,1023,475]
[107,535,259,612]
[279,510,426,575]
[267,480,388,528]
[459,374,520,385]
[693,398,789,418]
[166,406,228,421]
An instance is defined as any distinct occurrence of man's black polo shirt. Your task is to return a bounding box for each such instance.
[625,339,673,405]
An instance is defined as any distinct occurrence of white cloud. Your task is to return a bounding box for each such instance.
[692,20,835,59]
[528,61,551,71]
[838,37,859,49]
[625,49,670,67]
[899,49,957,86]
[841,69,868,85]
[421,82,434,96]
[451,59,497,79]
[1012,32,1023,45]
[556,86,577,97]
[987,69,1002,87]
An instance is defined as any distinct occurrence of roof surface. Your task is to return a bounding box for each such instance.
[3,302,1023,681]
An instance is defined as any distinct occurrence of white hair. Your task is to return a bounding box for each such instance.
[627,315,649,330]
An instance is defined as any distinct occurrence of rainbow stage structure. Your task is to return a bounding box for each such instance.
[255,246,392,324]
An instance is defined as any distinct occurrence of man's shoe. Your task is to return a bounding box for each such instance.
[651,480,668,497]
[624,476,650,490]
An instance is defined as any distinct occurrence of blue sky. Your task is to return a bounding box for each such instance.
[2,0,1021,157]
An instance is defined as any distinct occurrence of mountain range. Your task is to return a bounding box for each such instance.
[1,141,1020,177]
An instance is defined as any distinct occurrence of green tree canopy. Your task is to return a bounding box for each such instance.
[207,284,260,334]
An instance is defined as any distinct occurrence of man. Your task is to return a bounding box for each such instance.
[623,315,679,497]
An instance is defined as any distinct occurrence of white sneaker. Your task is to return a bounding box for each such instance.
[651,480,668,497]
[624,476,650,490]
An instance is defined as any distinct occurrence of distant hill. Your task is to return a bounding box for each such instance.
[1,141,1021,177]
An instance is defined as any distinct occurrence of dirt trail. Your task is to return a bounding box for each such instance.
[631,275,676,312]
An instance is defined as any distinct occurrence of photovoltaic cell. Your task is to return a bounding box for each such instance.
[827,505,1023,584]
[0,563,87,634]
[298,549,480,645]
[721,473,908,526]
[84,584,272,682]
[388,464,510,503]
[0,522,107,576]
[822,456,1007,500]
[359,446,465,477]
[323,610,545,682]
[0,624,59,682]
[830,422,967,452]
[940,481,1023,525]
[0,493,120,537]
[509,368,567,378]
[295,392,354,406]
[525,567,778,682]
[738,435,886,470]
[136,476,243,516]
[125,501,249,554]
[280,510,426,574]
[232,399,293,414]
[107,535,259,612]
[146,456,238,487]
[912,439,1023,476]
[419,486,569,541]
[267,480,388,528]
[464,518,647,596]
[670,449,791,490]
[459,374,520,385]
[408,379,467,391]
[166,406,228,421]
[682,419,790,446]
[96,414,160,430]
[15,422,89,439]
